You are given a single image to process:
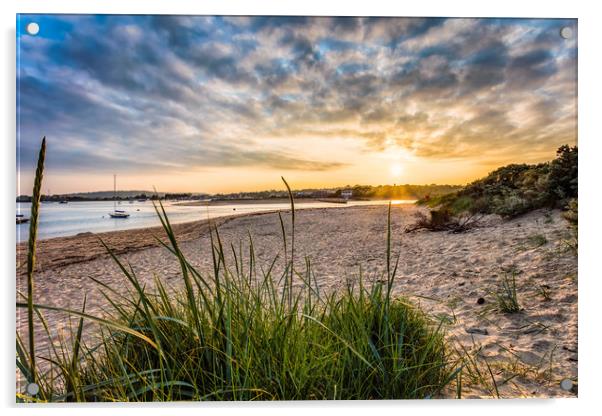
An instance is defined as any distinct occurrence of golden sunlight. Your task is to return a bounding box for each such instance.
[390,163,403,178]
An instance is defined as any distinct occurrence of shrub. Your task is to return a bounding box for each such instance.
[563,198,578,254]
[547,145,578,201]
[491,191,532,218]
[418,145,577,219]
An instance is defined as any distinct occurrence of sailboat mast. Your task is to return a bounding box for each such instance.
[113,174,116,210]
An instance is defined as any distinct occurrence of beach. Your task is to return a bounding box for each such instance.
[16,204,577,398]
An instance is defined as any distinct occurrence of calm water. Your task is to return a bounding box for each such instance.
[16,199,414,242]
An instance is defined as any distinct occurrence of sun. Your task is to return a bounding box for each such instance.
[390,163,403,177]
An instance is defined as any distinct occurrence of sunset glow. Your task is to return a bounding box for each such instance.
[390,163,403,178]
[16,16,577,194]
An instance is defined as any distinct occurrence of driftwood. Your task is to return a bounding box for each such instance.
[405,209,484,234]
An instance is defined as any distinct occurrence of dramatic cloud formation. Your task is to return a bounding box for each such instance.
[17,15,577,193]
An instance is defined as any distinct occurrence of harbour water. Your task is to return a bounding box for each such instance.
[16,199,414,242]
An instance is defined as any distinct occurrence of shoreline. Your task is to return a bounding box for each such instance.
[15,209,279,276]
[173,197,412,206]
[15,203,397,275]
[175,197,310,206]
[17,199,416,244]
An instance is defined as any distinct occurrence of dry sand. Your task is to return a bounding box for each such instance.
[16,204,577,398]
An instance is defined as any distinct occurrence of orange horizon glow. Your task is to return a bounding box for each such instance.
[17,146,567,195]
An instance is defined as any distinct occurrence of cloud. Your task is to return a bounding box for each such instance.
[17,15,577,185]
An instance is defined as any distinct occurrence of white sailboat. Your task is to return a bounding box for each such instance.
[108,174,130,218]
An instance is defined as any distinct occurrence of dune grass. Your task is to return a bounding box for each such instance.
[527,234,548,248]
[492,272,522,314]
[17,139,455,402]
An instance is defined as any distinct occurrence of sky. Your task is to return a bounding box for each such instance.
[17,15,577,194]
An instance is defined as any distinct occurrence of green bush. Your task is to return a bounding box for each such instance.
[491,191,532,218]
[548,145,578,200]
[418,145,577,219]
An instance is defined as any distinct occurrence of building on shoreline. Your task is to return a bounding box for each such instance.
[340,189,353,200]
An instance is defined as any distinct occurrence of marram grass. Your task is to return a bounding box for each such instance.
[24,136,45,385]
[17,141,454,402]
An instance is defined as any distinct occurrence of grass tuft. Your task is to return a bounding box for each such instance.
[527,234,548,248]
[491,272,522,314]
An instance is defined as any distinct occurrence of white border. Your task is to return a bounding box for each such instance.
[0,0,587,18]
[2,1,600,415]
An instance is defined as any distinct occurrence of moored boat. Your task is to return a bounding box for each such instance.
[16,214,29,224]
[108,175,130,219]
[108,209,130,218]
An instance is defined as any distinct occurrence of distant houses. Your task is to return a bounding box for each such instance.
[340,189,353,199]
[213,189,339,201]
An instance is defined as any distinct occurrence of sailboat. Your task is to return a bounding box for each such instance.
[108,174,130,218]
[16,214,29,224]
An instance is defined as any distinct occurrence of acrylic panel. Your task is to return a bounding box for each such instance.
[16,15,578,402]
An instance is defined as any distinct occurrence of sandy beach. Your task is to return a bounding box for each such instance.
[16,204,577,398]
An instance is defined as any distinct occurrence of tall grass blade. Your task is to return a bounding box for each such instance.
[25,136,46,385]
[281,177,295,310]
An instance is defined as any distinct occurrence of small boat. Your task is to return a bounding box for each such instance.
[59,200,68,204]
[108,174,130,219]
[16,214,29,224]
[137,199,147,203]
[109,209,130,218]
